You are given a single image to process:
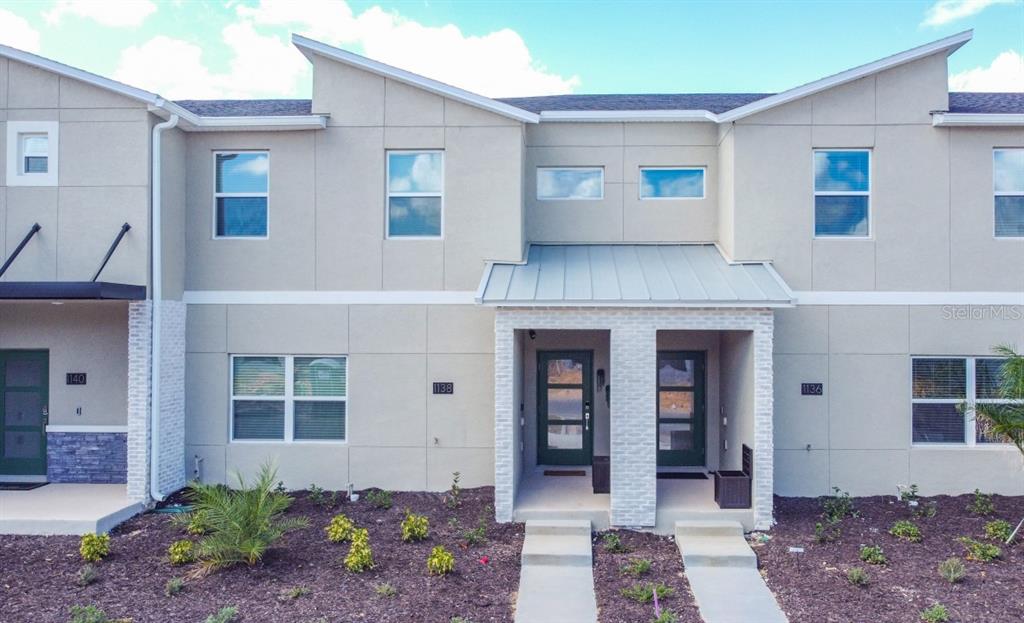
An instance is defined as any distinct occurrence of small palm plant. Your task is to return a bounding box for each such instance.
[187,462,309,572]
[970,345,1024,544]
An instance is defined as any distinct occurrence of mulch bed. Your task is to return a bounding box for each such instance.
[759,494,1024,623]
[0,486,523,623]
[592,530,701,623]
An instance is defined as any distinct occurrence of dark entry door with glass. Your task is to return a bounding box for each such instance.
[657,351,706,467]
[537,351,593,466]
[0,350,49,476]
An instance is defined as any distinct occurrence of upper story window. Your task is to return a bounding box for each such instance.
[214,151,269,238]
[813,150,870,238]
[640,167,705,199]
[537,167,604,200]
[387,150,443,238]
[993,149,1024,237]
[912,356,1017,445]
[231,355,348,442]
[6,121,59,186]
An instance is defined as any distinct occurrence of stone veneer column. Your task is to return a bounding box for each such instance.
[493,317,516,522]
[127,301,152,502]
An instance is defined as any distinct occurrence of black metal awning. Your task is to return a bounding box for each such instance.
[0,282,146,300]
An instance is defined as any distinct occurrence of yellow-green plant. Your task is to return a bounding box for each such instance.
[984,519,1012,542]
[889,520,922,543]
[326,514,355,543]
[958,536,1001,562]
[344,528,374,573]
[859,545,886,565]
[401,510,429,543]
[427,545,455,576]
[79,533,111,563]
[168,539,196,565]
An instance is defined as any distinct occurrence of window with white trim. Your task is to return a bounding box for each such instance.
[387,150,443,238]
[993,149,1024,237]
[911,356,1016,445]
[537,167,604,200]
[214,151,269,238]
[6,121,59,186]
[231,355,347,442]
[813,149,870,237]
[640,167,705,199]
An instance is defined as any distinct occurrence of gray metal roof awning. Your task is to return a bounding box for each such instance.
[477,244,793,307]
[0,282,146,301]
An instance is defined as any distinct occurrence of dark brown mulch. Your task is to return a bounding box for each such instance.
[760,494,1024,623]
[0,486,522,623]
[592,529,701,623]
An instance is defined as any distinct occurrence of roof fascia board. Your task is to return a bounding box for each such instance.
[148,103,327,132]
[292,34,539,124]
[932,112,1024,126]
[481,300,794,308]
[717,30,973,123]
[539,110,718,122]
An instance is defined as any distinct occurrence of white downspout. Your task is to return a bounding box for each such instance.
[150,113,179,502]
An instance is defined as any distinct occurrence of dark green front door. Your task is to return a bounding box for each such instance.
[0,350,49,476]
[656,351,706,467]
[537,351,593,466]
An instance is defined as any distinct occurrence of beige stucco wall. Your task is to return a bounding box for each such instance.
[0,301,129,426]
[720,330,755,472]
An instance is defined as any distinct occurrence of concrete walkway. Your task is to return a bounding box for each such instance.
[675,520,788,623]
[0,484,143,535]
[514,519,597,623]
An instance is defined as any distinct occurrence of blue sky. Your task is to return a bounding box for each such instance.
[0,1,1021,99]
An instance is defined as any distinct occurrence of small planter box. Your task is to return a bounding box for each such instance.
[714,445,752,509]
[592,456,610,494]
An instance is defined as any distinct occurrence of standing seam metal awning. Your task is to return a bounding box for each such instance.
[477,244,794,307]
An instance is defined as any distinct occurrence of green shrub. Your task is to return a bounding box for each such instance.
[450,618,473,623]
[889,520,923,543]
[401,510,429,543]
[958,536,1001,562]
[620,582,674,604]
[204,606,238,623]
[325,514,355,543]
[445,471,462,509]
[822,487,856,523]
[366,489,393,509]
[938,558,966,584]
[846,566,869,587]
[307,484,338,508]
[652,610,678,623]
[375,582,397,598]
[463,517,488,546]
[344,528,374,573]
[79,533,110,563]
[920,604,950,623]
[168,539,195,565]
[859,545,886,565]
[278,586,310,601]
[984,519,1012,542]
[620,557,652,577]
[187,462,309,570]
[76,564,98,587]
[165,577,185,596]
[914,502,938,519]
[813,521,841,544]
[968,489,994,516]
[899,484,920,503]
[67,606,132,623]
[427,545,455,576]
[602,532,628,553]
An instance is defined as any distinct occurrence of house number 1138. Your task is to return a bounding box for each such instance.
[433,382,454,395]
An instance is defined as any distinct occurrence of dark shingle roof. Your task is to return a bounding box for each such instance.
[174,99,312,117]
[496,93,774,114]
[948,92,1024,114]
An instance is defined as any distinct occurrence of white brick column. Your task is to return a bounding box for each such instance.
[494,321,516,522]
[609,325,657,526]
[127,301,151,502]
[157,301,187,495]
[752,315,775,530]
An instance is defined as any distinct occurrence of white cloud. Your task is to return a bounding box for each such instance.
[921,0,1014,27]
[0,8,41,52]
[950,50,1024,91]
[45,0,157,28]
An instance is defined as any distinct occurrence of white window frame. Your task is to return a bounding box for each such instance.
[229,354,348,444]
[386,149,444,240]
[812,148,871,239]
[993,148,1024,239]
[6,121,59,186]
[910,356,1016,448]
[212,150,270,240]
[536,166,605,201]
[638,166,706,200]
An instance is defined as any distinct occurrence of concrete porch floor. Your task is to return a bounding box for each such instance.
[0,484,144,535]
[655,477,755,533]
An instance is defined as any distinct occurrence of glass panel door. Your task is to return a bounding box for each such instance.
[657,351,705,466]
[0,350,49,476]
[537,351,593,465]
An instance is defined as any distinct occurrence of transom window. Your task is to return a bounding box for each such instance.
[387,150,443,238]
[214,151,269,238]
[993,149,1024,237]
[813,149,870,237]
[537,167,604,200]
[911,357,1015,445]
[640,167,705,199]
[231,355,347,442]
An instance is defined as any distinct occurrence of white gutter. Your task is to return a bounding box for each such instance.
[932,112,1024,126]
[539,109,718,123]
[150,113,179,502]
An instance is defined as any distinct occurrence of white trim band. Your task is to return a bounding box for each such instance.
[46,425,129,434]
[183,290,478,305]
[793,291,1024,306]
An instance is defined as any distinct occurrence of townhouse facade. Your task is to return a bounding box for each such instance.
[0,29,1021,532]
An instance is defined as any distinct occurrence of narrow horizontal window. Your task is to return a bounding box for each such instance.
[387,151,443,238]
[214,151,269,238]
[993,149,1024,237]
[640,167,705,199]
[537,167,603,200]
[813,150,870,237]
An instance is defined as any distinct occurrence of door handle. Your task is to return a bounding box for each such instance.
[42,405,49,426]
[584,401,591,431]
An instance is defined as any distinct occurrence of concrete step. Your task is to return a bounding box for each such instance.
[525,519,592,537]
[521,532,593,567]
[676,535,758,569]
[675,519,745,538]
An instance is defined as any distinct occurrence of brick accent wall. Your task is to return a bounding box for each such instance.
[47,432,127,483]
[494,307,775,529]
[127,301,151,502]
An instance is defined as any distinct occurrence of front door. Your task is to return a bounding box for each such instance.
[537,351,593,466]
[0,350,49,476]
[656,351,706,467]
